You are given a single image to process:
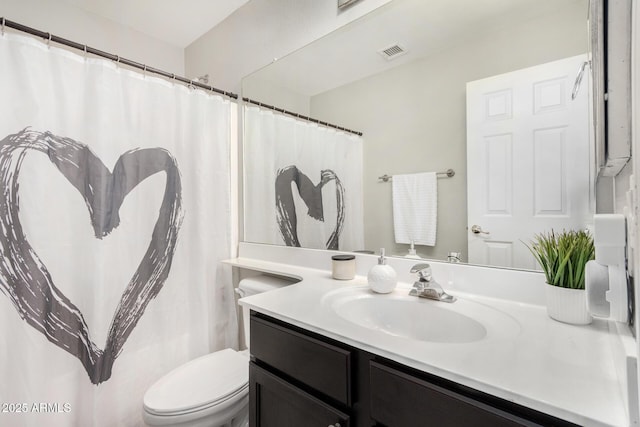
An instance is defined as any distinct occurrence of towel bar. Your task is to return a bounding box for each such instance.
[378,169,455,182]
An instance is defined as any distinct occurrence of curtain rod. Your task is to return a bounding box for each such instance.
[243,97,363,136]
[0,17,238,100]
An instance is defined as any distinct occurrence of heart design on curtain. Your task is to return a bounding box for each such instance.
[275,165,345,250]
[0,129,183,384]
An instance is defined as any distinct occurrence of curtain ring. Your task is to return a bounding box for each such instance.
[143,64,147,78]
[83,45,87,59]
[46,33,52,48]
[1,18,5,37]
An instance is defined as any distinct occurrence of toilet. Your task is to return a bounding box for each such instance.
[142,275,294,427]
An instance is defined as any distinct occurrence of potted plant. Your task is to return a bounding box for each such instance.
[526,229,595,325]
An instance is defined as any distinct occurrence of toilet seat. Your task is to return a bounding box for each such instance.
[143,348,249,417]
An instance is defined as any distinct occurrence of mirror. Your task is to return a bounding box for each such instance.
[242,0,593,270]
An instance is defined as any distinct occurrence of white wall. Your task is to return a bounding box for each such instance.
[615,162,633,213]
[310,1,588,261]
[1,0,184,75]
[184,0,392,94]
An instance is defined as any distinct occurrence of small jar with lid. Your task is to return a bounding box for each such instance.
[331,254,356,280]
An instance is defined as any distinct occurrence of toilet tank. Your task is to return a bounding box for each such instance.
[237,275,296,349]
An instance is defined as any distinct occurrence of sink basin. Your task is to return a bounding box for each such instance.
[322,286,520,344]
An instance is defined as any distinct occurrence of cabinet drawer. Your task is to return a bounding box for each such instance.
[370,361,540,427]
[250,362,349,427]
[250,314,352,405]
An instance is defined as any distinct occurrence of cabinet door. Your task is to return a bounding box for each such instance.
[370,361,541,427]
[251,314,352,405]
[250,362,350,427]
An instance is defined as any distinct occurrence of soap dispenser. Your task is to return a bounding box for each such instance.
[368,248,397,294]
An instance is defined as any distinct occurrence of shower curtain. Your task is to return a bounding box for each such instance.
[244,105,364,251]
[0,32,237,426]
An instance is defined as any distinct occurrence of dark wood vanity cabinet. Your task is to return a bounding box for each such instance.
[249,312,579,427]
[249,314,351,427]
[369,362,532,427]
[250,363,350,427]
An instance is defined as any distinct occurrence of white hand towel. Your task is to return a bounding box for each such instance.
[392,172,437,246]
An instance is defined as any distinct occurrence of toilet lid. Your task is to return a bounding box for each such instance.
[143,348,248,415]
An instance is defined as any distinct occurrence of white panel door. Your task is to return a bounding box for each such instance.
[467,55,592,270]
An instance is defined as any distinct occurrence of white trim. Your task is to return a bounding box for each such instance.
[630,0,640,423]
[230,102,239,257]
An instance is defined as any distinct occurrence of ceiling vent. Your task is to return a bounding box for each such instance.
[378,44,408,61]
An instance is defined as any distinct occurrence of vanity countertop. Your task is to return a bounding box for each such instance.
[224,256,630,427]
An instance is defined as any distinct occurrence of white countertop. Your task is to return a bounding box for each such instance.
[225,255,630,427]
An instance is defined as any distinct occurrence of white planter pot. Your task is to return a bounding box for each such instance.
[544,284,592,325]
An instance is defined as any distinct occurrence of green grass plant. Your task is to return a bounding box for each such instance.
[526,230,595,289]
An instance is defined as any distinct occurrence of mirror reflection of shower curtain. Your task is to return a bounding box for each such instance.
[0,33,237,425]
[244,105,365,251]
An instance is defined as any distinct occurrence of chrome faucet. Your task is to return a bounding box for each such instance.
[447,251,461,263]
[409,263,456,303]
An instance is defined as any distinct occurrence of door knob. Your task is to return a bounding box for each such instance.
[470,225,489,235]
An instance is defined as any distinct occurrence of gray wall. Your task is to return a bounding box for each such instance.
[310,1,588,261]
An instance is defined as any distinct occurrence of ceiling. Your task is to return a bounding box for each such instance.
[59,0,249,48]
[245,0,585,97]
